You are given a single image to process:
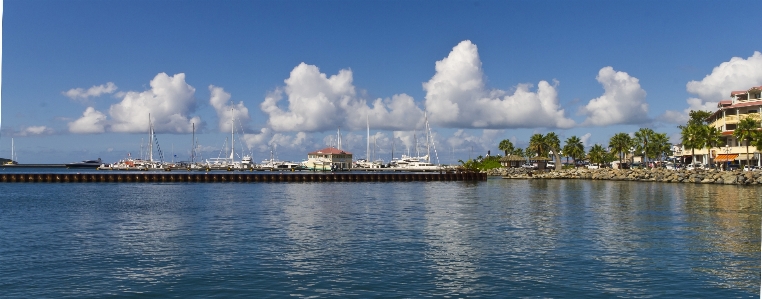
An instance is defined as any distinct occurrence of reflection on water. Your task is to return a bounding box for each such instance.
[0,180,758,297]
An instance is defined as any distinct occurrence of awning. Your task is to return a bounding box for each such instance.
[714,154,738,163]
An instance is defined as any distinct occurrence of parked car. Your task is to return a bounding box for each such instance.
[587,164,600,169]
[743,165,759,171]
[521,163,536,169]
[727,164,741,171]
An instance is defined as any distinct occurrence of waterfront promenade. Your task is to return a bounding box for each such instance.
[491,167,762,185]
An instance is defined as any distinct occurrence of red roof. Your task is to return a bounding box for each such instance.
[727,100,762,109]
[308,147,352,155]
[718,100,732,106]
[731,91,746,96]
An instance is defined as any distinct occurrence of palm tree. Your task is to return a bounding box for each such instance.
[734,117,761,168]
[752,131,762,153]
[681,124,702,166]
[634,128,655,167]
[524,146,535,159]
[498,139,514,156]
[512,147,525,157]
[588,144,606,166]
[608,133,632,168]
[651,133,671,165]
[528,134,547,158]
[544,132,562,171]
[563,136,585,167]
[701,125,723,169]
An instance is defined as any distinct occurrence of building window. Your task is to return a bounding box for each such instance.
[726,124,737,130]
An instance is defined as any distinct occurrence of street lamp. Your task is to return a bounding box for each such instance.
[723,144,731,171]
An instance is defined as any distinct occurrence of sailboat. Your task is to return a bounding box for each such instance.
[355,115,382,169]
[4,138,18,165]
[390,111,441,172]
[205,108,252,171]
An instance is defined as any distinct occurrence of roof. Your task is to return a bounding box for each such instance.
[499,155,526,161]
[529,156,551,161]
[718,100,732,106]
[308,147,352,155]
[731,91,747,96]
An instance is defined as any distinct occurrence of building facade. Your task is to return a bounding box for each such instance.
[685,86,761,167]
[303,147,353,171]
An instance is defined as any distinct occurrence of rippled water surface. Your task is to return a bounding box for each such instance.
[0,179,759,298]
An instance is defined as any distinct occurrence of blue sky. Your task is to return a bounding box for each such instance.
[1,0,761,164]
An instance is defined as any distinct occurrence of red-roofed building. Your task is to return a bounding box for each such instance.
[695,86,762,167]
[304,147,353,171]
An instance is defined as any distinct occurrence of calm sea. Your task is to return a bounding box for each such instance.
[0,177,759,298]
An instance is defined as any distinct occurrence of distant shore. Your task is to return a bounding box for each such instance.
[488,167,762,185]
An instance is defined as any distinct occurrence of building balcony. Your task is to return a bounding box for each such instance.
[724,114,760,124]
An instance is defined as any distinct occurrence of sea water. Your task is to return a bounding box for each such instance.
[0,178,759,298]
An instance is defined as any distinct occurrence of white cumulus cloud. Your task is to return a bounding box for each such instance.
[686,51,762,102]
[68,107,107,134]
[68,73,202,134]
[580,67,649,126]
[63,82,118,102]
[423,40,575,129]
[261,63,424,132]
[11,125,55,136]
[209,85,251,133]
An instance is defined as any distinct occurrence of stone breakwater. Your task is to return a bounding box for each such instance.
[487,167,762,185]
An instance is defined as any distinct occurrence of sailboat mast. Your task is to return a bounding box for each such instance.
[149,114,153,162]
[11,138,14,162]
[391,132,394,161]
[366,115,370,161]
[425,111,431,163]
[230,108,234,162]
[337,127,341,150]
[191,123,195,163]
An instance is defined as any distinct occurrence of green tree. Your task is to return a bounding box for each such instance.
[528,134,547,158]
[563,136,585,167]
[679,110,712,128]
[634,128,655,166]
[544,132,562,171]
[588,144,606,165]
[524,146,535,159]
[752,131,762,152]
[734,117,761,168]
[512,147,525,159]
[681,124,703,166]
[608,133,632,166]
[651,133,671,164]
[498,139,514,156]
[701,125,723,169]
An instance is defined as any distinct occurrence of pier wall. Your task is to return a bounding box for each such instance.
[0,172,487,183]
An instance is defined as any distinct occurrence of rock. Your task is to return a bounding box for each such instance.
[722,173,737,185]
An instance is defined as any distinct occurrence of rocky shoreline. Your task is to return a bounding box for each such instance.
[486,167,762,185]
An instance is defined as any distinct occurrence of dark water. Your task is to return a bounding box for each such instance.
[0,179,759,298]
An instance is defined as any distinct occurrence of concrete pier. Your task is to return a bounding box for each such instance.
[0,172,486,183]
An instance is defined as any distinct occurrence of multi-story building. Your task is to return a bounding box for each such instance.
[688,86,761,167]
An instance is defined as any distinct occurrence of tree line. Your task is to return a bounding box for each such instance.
[497,129,671,170]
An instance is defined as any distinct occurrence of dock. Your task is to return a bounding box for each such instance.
[0,172,487,183]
